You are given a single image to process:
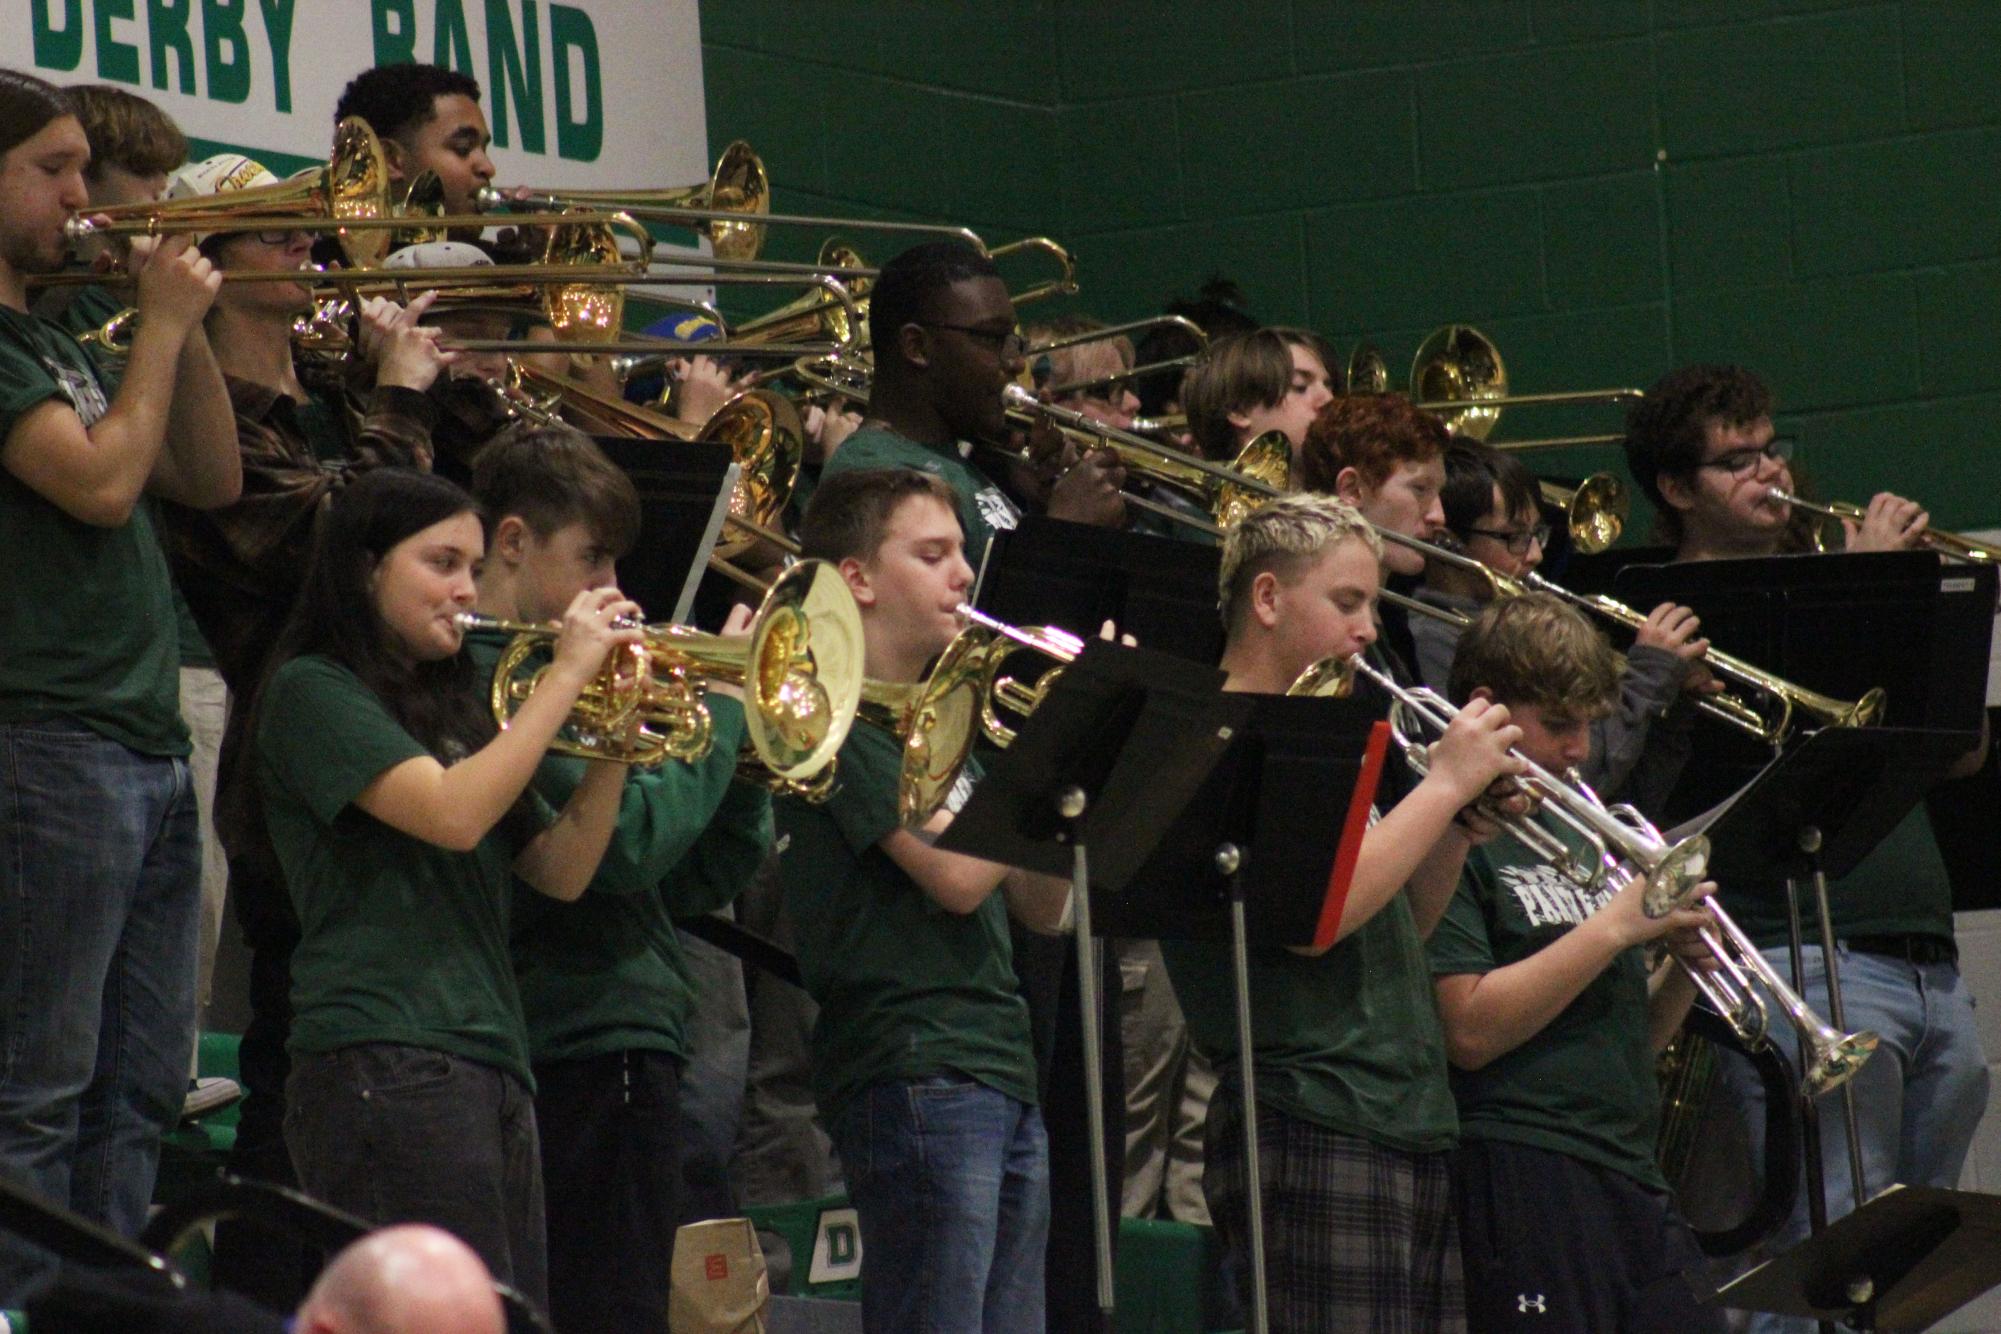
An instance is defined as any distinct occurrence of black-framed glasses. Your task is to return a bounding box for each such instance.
[1695,437,1796,476]
[1461,522,1551,556]
[917,322,1028,360]
[246,228,309,246]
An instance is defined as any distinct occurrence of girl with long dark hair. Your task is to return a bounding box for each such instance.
[253,468,636,1305]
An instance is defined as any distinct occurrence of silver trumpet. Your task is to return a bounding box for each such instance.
[1660,885,1879,1097]
[1287,652,1712,918]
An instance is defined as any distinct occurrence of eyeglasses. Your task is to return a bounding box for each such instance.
[918,322,1028,360]
[246,229,309,246]
[1461,522,1551,556]
[1695,437,1796,476]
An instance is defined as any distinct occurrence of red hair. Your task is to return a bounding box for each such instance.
[1298,393,1449,493]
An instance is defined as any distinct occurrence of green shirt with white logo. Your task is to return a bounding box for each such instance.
[1427,817,1666,1189]
[821,424,1019,567]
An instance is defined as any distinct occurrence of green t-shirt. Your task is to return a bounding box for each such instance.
[1727,806,1953,949]
[257,654,540,1085]
[822,424,1019,567]
[1162,878,1459,1154]
[1427,820,1667,1188]
[0,305,187,756]
[41,283,219,673]
[466,629,774,1064]
[775,722,1037,1125]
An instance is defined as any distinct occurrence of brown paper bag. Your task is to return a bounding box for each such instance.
[669,1217,770,1334]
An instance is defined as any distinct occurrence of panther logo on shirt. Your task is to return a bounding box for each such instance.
[42,355,106,426]
[1496,862,1614,929]
[974,485,1019,534]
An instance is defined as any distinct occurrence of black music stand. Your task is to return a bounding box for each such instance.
[1098,693,1392,1334]
[977,515,1227,667]
[1717,1185,2001,1330]
[937,640,1244,1327]
[1692,726,1994,1331]
[590,436,736,625]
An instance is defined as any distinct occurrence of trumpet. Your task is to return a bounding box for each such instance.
[1287,652,1712,914]
[1665,881,1879,1096]
[1767,488,2001,564]
[460,559,863,793]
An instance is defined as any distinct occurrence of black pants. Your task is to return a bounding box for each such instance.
[210,854,319,1310]
[1453,1139,1721,1334]
[535,1049,694,1333]
[285,1044,548,1309]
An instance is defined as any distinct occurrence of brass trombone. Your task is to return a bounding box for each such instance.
[1286,652,1712,913]
[1031,315,1210,398]
[460,558,863,789]
[1408,324,1644,448]
[1402,533,1885,746]
[69,118,396,265]
[1538,473,1630,556]
[489,139,771,261]
[1767,488,2001,565]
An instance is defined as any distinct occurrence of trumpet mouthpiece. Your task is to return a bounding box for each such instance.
[64,216,95,241]
[1001,383,1037,409]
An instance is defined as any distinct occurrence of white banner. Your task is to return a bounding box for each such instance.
[8,0,708,189]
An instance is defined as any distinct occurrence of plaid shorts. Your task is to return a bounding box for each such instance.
[1205,1090,1465,1333]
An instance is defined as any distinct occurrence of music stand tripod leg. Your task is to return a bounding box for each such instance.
[1217,843,1270,1334]
[1799,828,1868,1210]
[1059,787,1116,1325]
[1783,871,1838,1334]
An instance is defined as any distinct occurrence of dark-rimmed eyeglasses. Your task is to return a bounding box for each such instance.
[1695,437,1796,476]
[917,322,1028,360]
[1461,523,1551,556]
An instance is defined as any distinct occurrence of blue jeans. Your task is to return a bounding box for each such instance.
[1728,944,1989,1334]
[832,1077,1050,1334]
[0,721,199,1303]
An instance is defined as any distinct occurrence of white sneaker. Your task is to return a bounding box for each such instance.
[181,1076,242,1122]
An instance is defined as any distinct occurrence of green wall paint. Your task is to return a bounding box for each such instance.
[698,0,2001,534]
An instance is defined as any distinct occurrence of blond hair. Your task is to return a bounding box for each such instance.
[1218,493,1382,635]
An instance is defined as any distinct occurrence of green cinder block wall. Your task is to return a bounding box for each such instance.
[698,0,2001,535]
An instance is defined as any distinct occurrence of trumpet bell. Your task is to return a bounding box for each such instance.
[1638,834,1711,919]
[1411,324,1505,438]
[1286,655,1356,698]
[1805,1029,1880,1098]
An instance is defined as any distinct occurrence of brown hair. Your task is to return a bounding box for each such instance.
[1298,393,1450,493]
[1181,328,1337,459]
[799,467,960,564]
[0,68,72,159]
[469,422,640,557]
[1446,593,1621,718]
[66,84,186,180]
[1623,363,1775,547]
[1218,492,1382,637]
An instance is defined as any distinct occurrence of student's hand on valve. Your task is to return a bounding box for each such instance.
[1429,697,1525,807]
[1843,492,1929,553]
[1608,877,1718,958]
[549,587,643,686]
